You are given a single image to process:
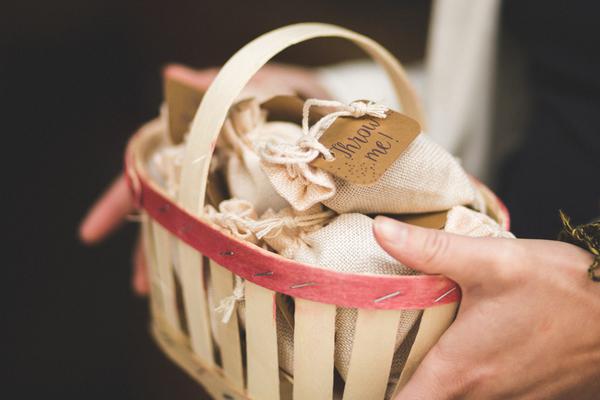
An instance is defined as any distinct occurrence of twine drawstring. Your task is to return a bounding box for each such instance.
[258,99,389,167]
[215,276,245,323]
[204,199,258,241]
[249,210,336,239]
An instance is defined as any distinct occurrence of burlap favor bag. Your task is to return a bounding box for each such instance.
[218,98,303,214]
[444,204,515,239]
[255,205,336,376]
[203,198,261,245]
[258,99,482,214]
[202,200,336,356]
[258,205,512,383]
[147,116,186,198]
[202,201,335,368]
[258,209,419,380]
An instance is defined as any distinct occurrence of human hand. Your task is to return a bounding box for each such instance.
[78,176,149,294]
[373,217,600,400]
[79,63,328,295]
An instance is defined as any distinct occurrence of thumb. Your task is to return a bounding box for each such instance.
[373,216,513,287]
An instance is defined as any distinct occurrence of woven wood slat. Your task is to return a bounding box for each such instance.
[293,299,336,400]
[246,282,281,400]
[209,259,245,389]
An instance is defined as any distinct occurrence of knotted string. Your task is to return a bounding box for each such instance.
[258,99,389,169]
[214,275,245,324]
[204,199,258,241]
[248,209,336,239]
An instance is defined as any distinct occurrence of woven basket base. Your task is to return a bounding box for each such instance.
[152,313,295,400]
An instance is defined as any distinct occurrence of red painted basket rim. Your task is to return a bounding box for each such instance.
[124,124,507,310]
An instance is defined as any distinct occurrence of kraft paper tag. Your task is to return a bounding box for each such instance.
[372,210,448,230]
[164,76,205,144]
[311,106,421,185]
[261,95,305,122]
[163,68,224,204]
[261,95,323,124]
[397,210,448,230]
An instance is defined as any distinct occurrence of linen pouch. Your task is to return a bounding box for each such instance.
[218,98,303,214]
[259,205,513,382]
[201,200,335,363]
[258,99,482,214]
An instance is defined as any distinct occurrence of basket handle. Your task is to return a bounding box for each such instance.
[179,23,425,214]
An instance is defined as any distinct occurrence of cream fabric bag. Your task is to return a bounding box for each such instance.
[200,200,334,361]
[202,202,334,373]
[260,209,418,379]
[258,99,482,214]
[218,99,303,214]
[259,205,513,381]
[148,142,185,198]
[256,205,336,377]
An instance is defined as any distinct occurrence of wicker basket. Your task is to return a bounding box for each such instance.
[124,23,510,400]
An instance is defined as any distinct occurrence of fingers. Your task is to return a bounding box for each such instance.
[132,236,149,296]
[373,216,518,287]
[163,64,218,91]
[80,175,148,296]
[79,175,134,244]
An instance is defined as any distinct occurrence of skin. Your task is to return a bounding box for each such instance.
[374,217,600,400]
[79,65,600,399]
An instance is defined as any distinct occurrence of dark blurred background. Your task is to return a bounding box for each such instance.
[2,1,598,399]
[2,1,430,399]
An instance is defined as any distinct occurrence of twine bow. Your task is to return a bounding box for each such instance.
[215,276,245,323]
[204,199,258,241]
[258,99,389,167]
[249,209,336,239]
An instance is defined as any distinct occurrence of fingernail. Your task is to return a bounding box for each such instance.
[374,216,408,245]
